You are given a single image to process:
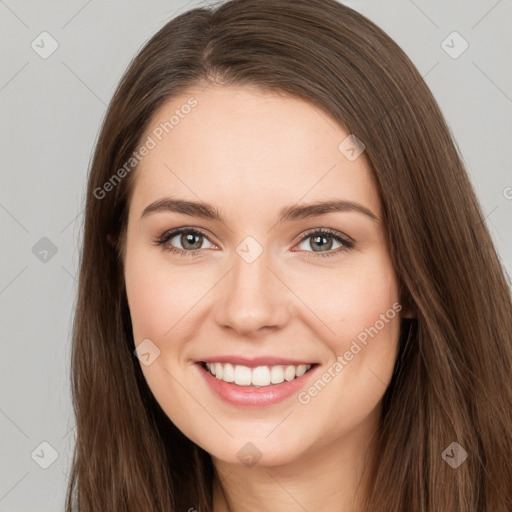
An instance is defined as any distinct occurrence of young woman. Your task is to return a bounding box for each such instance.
[65,0,512,510]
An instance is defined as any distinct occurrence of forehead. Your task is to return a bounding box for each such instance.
[130,85,380,220]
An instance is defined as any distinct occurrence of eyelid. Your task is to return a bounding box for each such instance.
[293,227,354,246]
[155,226,217,253]
[155,226,354,258]
[291,227,354,258]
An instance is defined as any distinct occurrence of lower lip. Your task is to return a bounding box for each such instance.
[196,363,319,407]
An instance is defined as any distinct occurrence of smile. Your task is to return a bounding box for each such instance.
[203,361,313,387]
[196,359,320,407]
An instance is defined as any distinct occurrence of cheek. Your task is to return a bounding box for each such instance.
[295,254,402,405]
[295,271,401,443]
[123,247,197,419]
[295,254,400,348]
[124,267,171,344]
[339,274,400,355]
[124,243,199,343]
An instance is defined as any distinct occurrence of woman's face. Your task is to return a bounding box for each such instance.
[123,84,406,467]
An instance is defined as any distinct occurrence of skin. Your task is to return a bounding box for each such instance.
[123,84,414,512]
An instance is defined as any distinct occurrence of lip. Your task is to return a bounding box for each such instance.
[195,361,320,407]
[198,355,316,368]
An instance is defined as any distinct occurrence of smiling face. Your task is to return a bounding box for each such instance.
[123,84,406,467]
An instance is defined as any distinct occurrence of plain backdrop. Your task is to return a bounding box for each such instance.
[1,0,511,510]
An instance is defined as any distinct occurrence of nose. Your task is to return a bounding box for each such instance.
[213,249,291,338]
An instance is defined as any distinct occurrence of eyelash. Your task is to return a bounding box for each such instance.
[154,227,355,259]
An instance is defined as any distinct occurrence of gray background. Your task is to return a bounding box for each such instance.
[1,0,511,510]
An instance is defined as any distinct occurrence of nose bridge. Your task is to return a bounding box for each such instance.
[214,244,290,335]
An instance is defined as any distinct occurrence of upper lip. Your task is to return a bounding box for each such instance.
[197,356,316,367]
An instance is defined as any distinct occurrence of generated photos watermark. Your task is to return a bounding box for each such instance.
[94,97,198,200]
[297,301,402,404]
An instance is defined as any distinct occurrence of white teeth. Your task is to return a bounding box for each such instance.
[270,365,285,384]
[234,365,252,386]
[204,362,312,387]
[284,365,296,382]
[296,364,307,377]
[252,366,271,386]
[223,363,235,382]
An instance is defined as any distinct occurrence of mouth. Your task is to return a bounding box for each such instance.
[200,361,316,387]
[195,359,320,407]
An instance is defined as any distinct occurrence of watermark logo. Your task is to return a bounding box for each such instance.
[32,237,58,263]
[236,236,264,264]
[237,442,262,467]
[31,441,59,469]
[441,31,469,59]
[441,442,468,469]
[338,134,365,161]
[134,338,161,366]
[31,31,59,59]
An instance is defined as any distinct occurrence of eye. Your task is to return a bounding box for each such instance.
[154,227,354,259]
[154,227,215,257]
[294,228,354,259]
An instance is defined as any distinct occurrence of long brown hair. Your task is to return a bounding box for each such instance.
[65,0,512,510]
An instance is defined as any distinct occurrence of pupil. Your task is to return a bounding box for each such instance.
[183,232,201,250]
[312,235,332,251]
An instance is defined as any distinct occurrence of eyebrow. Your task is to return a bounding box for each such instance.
[139,197,379,224]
